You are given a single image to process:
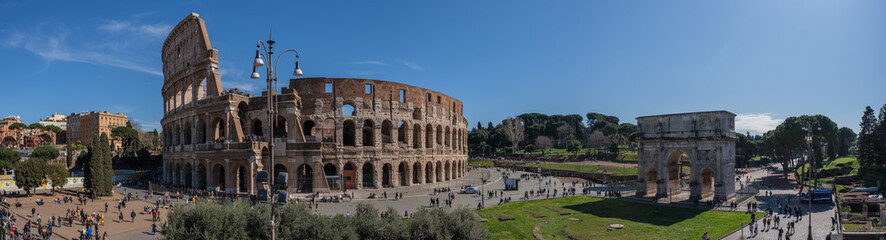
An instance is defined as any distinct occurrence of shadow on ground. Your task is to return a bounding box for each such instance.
[562,198,705,226]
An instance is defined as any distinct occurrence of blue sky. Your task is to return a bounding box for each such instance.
[1,1,884,135]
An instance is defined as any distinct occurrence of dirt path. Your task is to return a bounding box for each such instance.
[532,217,556,240]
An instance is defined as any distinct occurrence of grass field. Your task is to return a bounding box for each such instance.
[797,157,859,175]
[477,196,758,240]
[518,162,639,176]
[469,158,495,168]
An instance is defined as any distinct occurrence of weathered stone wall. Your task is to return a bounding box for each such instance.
[160,14,468,195]
[635,111,736,202]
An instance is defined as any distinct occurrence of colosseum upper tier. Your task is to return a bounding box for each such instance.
[161,13,468,194]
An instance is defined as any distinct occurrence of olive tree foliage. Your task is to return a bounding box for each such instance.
[13,158,45,195]
[45,164,69,189]
[165,202,487,240]
[409,207,489,240]
[502,117,525,153]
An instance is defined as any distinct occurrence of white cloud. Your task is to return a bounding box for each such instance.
[98,20,131,31]
[396,59,423,71]
[137,24,172,38]
[353,60,388,66]
[736,113,783,134]
[3,25,163,76]
[98,19,170,39]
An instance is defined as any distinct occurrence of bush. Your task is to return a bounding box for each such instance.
[566,140,582,153]
[166,202,486,240]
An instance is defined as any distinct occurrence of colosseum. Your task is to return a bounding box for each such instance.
[160,13,468,195]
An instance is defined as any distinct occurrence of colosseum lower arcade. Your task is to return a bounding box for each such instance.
[160,14,469,194]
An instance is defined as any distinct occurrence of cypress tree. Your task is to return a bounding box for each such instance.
[84,133,113,196]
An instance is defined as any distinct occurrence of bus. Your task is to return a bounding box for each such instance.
[800,189,833,203]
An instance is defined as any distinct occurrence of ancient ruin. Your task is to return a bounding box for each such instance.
[161,13,468,194]
[635,111,736,202]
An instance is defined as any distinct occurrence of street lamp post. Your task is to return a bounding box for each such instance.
[250,31,303,240]
[803,120,818,240]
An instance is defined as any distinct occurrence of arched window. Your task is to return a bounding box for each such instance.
[343,120,356,146]
[382,120,393,144]
[342,104,355,116]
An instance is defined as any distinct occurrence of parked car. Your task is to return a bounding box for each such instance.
[460,185,478,194]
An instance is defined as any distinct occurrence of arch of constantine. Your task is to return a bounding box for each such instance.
[636,111,736,202]
[160,13,468,195]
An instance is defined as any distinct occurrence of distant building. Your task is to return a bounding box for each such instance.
[0,116,22,148]
[66,111,128,150]
[39,114,68,130]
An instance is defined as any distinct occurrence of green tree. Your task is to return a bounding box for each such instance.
[0,148,20,171]
[45,164,68,190]
[14,158,46,195]
[857,106,878,167]
[524,144,536,153]
[27,123,44,130]
[112,126,143,158]
[8,123,27,130]
[566,140,582,153]
[65,143,74,167]
[31,145,60,161]
[44,125,62,133]
[84,133,113,196]
[835,127,857,157]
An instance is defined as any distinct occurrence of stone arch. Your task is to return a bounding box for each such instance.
[445,161,451,181]
[666,151,688,197]
[425,124,433,148]
[412,107,422,120]
[173,125,181,146]
[274,116,287,138]
[436,161,443,182]
[196,119,206,144]
[635,111,737,202]
[343,162,356,189]
[183,163,193,187]
[382,120,393,144]
[398,121,407,144]
[212,117,226,141]
[303,120,316,137]
[237,165,248,193]
[361,162,374,188]
[183,122,192,145]
[398,161,407,186]
[252,119,264,137]
[342,104,355,116]
[413,123,421,149]
[382,163,392,187]
[237,101,249,135]
[196,77,207,100]
[324,163,340,191]
[444,126,450,147]
[413,162,422,184]
[436,126,443,145]
[362,119,374,146]
[425,161,434,183]
[296,163,313,193]
[343,120,356,146]
[322,118,335,143]
[196,163,207,190]
[212,163,226,190]
[645,167,658,197]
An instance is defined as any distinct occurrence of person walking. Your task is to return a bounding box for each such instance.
[130,210,136,223]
